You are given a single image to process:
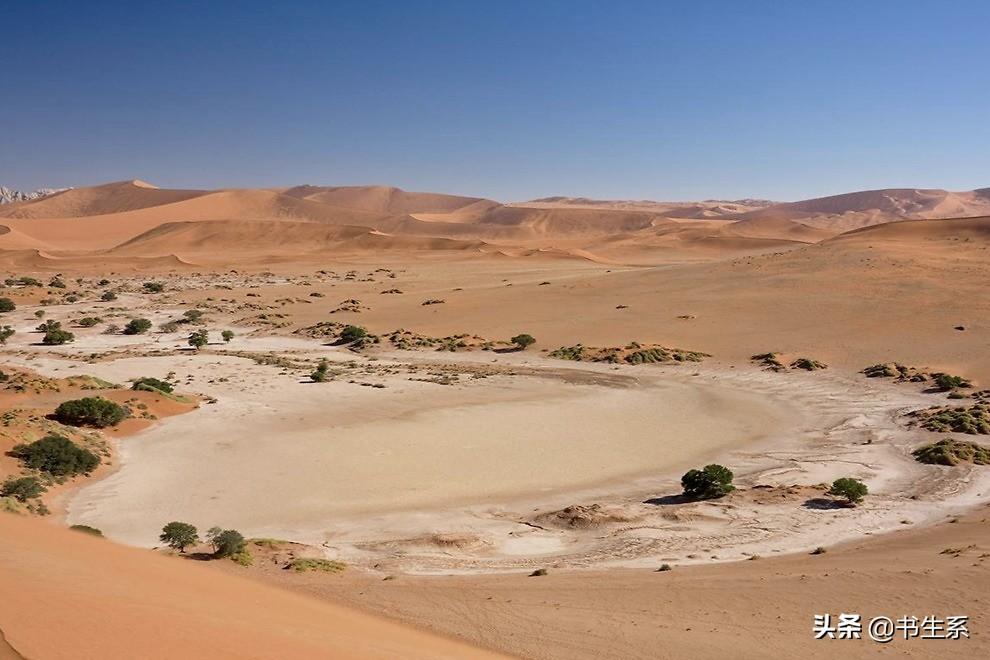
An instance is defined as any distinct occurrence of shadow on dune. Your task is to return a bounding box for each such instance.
[802,497,846,510]
[643,494,692,506]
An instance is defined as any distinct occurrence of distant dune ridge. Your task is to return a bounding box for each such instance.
[0,180,988,266]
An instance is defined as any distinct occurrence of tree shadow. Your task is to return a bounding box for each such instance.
[493,347,522,354]
[803,497,846,510]
[643,493,692,506]
[176,551,216,562]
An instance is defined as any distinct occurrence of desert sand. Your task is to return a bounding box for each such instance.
[1,179,989,658]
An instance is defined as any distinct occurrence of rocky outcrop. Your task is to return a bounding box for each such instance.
[0,186,68,204]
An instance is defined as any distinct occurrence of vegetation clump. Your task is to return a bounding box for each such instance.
[286,557,347,573]
[751,352,785,371]
[100,291,117,302]
[187,329,209,350]
[0,326,14,344]
[910,404,990,435]
[311,359,332,382]
[53,396,127,428]
[680,464,735,500]
[221,329,235,343]
[828,477,868,506]
[0,476,48,502]
[550,342,708,364]
[912,439,990,466]
[122,318,153,335]
[132,377,174,393]
[0,297,15,312]
[510,333,536,350]
[9,434,101,476]
[790,358,828,371]
[39,320,74,345]
[142,281,165,293]
[339,325,368,343]
[70,524,104,536]
[76,317,102,327]
[207,527,246,558]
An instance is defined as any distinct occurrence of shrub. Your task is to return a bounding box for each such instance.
[143,281,165,293]
[221,329,235,343]
[511,333,536,350]
[912,404,990,435]
[43,326,75,345]
[160,521,199,552]
[207,528,246,558]
[0,326,14,344]
[9,434,101,476]
[48,277,67,289]
[933,373,972,391]
[132,377,174,394]
[70,524,104,536]
[913,439,990,466]
[339,325,368,343]
[0,297,15,312]
[98,279,111,286]
[681,464,735,500]
[187,329,209,350]
[0,476,47,502]
[159,321,180,333]
[182,309,205,323]
[828,477,868,505]
[53,397,127,428]
[123,318,152,335]
[77,317,102,327]
[286,557,346,573]
[311,359,331,382]
[100,291,117,302]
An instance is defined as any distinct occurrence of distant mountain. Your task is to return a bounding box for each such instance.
[0,185,69,204]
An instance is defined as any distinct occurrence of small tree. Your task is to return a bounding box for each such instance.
[681,464,735,500]
[159,521,199,552]
[183,309,205,323]
[0,297,15,313]
[1,476,48,502]
[221,330,235,343]
[42,325,75,345]
[339,325,368,343]
[53,397,127,428]
[100,291,117,302]
[828,477,868,506]
[143,281,165,293]
[311,358,331,382]
[206,527,246,557]
[0,326,14,344]
[9,434,101,476]
[123,318,153,335]
[188,329,209,350]
[510,334,536,350]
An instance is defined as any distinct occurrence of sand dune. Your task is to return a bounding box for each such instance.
[0,514,504,659]
[281,184,499,217]
[0,180,208,219]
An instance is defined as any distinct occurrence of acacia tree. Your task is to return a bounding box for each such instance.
[188,329,209,350]
[221,330,235,343]
[828,477,868,506]
[160,521,199,552]
[681,464,735,500]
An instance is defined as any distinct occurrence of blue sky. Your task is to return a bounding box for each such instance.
[2,1,988,201]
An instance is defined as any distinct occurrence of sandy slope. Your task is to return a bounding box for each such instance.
[0,514,506,660]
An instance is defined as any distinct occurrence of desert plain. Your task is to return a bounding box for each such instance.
[1,181,989,658]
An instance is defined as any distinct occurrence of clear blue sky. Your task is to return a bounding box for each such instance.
[2,1,988,202]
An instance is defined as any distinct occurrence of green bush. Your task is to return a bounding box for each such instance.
[510,333,536,350]
[100,291,117,302]
[0,326,14,344]
[53,397,127,428]
[933,373,972,391]
[132,377,174,393]
[160,521,199,552]
[123,318,152,335]
[681,464,735,499]
[828,477,868,505]
[0,476,48,502]
[221,329,235,343]
[48,277,67,289]
[143,281,165,293]
[207,527,246,558]
[187,329,209,349]
[790,358,828,371]
[9,434,101,476]
[0,297,15,312]
[311,358,331,382]
[286,557,346,573]
[913,439,990,466]
[77,317,102,327]
[340,325,368,343]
